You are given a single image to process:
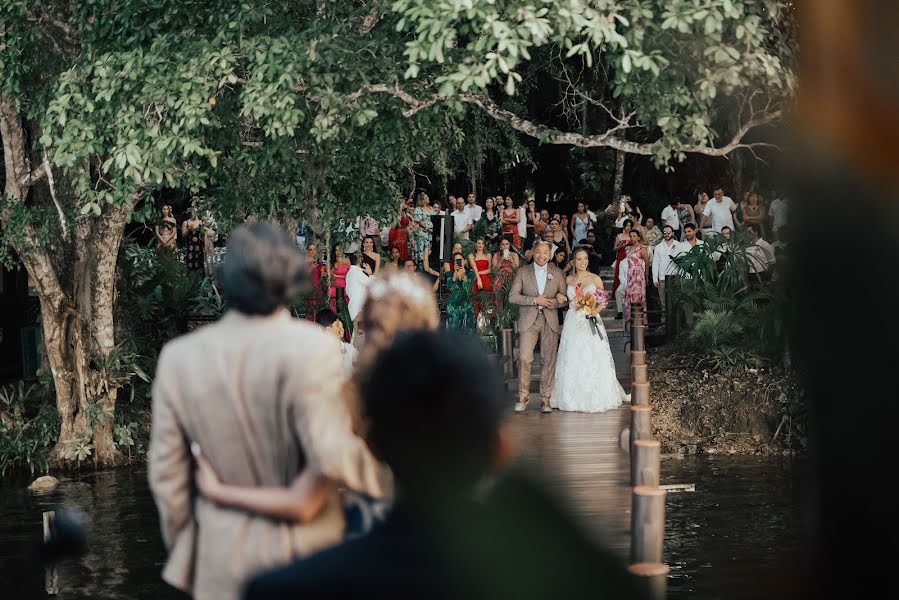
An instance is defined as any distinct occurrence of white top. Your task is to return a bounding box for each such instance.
[747,238,776,273]
[463,203,483,223]
[518,206,528,239]
[337,342,358,379]
[702,197,737,232]
[677,239,704,253]
[451,210,472,238]
[618,257,629,288]
[534,263,548,295]
[660,205,680,230]
[768,198,788,231]
[651,238,682,284]
[345,265,370,321]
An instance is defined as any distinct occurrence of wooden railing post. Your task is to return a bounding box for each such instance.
[631,381,650,406]
[628,563,670,600]
[631,486,666,564]
[632,439,661,487]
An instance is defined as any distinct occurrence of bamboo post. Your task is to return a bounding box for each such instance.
[631,350,646,366]
[631,439,661,487]
[632,362,648,384]
[631,486,667,564]
[628,563,670,600]
[630,405,652,447]
[43,511,58,595]
[631,381,650,406]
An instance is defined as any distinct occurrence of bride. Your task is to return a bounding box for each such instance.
[550,247,629,413]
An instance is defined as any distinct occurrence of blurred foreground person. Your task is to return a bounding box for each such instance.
[149,222,384,600]
[244,331,647,600]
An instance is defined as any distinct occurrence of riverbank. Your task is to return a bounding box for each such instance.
[648,347,806,456]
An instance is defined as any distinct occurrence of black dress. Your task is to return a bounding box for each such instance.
[185,223,206,273]
[361,252,378,274]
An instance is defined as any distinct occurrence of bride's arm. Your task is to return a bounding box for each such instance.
[194,448,334,522]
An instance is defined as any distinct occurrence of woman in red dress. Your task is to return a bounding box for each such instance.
[468,238,493,316]
[388,209,412,262]
[501,196,522,250]
[612,218,634,296]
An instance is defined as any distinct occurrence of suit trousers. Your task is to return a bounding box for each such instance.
[518,312,561,404]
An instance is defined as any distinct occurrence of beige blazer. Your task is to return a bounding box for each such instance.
[148,310,383,600]
[509,262,567,332]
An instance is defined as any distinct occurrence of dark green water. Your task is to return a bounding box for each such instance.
[0,456,802,599]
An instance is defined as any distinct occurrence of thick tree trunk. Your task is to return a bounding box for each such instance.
[4,94,131,467]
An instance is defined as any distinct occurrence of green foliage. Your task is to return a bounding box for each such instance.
[0,382,60,475]
[670,231,790,366]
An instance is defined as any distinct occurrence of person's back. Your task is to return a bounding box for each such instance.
[149,223,382,600]
[243,331,647,600]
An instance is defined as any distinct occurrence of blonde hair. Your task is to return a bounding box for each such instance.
[356,271,439,370]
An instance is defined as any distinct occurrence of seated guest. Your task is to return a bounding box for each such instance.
[316,309,356,378]
[403,259,417,274]
[244,331,649,600]
[746,224,776,281]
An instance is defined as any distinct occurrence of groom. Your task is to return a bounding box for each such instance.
[509,240,567,413]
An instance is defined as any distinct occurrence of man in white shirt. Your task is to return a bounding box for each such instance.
[316,309,357,379]
[451,197,473,241]
[701,186,737,233]
[678,223,705,252]
[660,201,680,236]
[463,193,483,223]
[745,225,776,279]
[651,225,680,317]
[768,196,789,233]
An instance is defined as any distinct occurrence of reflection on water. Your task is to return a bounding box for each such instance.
[0,457,802,599]
[663,455,804,600]
[0,469,185,600]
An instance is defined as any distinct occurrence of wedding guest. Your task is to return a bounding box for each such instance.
[306,243,325,318]
[413,194,435,261]
[468,238,494,294]
[768,195,789,234]
[553,247,573,276]
[156,204,178,252]
[501,196,521,249]
[182,208,210,273]
[570,202,593,244]
[383,246,402,272]
[446,253,476,331]
[737,191,768,238]
[527,199,544,248]
[452,198,473,242]
[359,214,381,252]
[345,253,371,340]
[701,186,737,234]
[643,217,663,248]
[463,193,483,223]
[481,197,502,251]
[329,244,351,313]
[619,229,651,323]
[746,224,776,281]
[651,225,680,317]
[548,218,570,258]
[679,223,704,251]
[517,198,528,248]
[492,238,520,308]
[694,191,710,233]
[675,198,696,241]
[443,242,464,273]
[611,219,634,302]
[660,199,680,239]
[316,309,356,378]
[584,231,604,274]
[361,236,380,276]
[149,222,383,600]
[403,259,417,274]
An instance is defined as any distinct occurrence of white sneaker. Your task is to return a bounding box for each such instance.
[514,400,529,413]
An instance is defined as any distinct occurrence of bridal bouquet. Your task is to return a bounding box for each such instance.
[573,283,609,339]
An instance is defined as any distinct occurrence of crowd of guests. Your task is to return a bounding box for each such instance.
[300,185,788,332]
[149,222,649,599]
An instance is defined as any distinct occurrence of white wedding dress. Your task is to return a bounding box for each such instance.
[550,284,628,413]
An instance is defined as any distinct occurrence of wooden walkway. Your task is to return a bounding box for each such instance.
[503,326,634,559]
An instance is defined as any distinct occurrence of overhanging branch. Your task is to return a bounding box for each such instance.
[359,84,782,158]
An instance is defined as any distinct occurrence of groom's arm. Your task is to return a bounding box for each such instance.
[545,271,567,309]
[508,270,532,307]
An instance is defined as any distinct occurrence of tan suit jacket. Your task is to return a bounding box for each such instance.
[149,310,383,600]
[509,262,567,331]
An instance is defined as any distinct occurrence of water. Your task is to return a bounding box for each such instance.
[0,457,802,599]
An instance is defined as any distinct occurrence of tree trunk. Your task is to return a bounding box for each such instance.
[3,94,131,467]
[613,148,626,200]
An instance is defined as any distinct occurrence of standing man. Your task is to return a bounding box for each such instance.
[451,198,473,241]
[509,241,567,414]
[652,225,681,317]
[463,193,483,223]
[679,223,705,251]
[701,186,737,234]
[768,195,789,234]
[660,200,681,240]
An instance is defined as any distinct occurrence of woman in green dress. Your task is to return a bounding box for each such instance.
[445,252,475,331]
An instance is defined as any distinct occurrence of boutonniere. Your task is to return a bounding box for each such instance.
[547,272,554,281]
